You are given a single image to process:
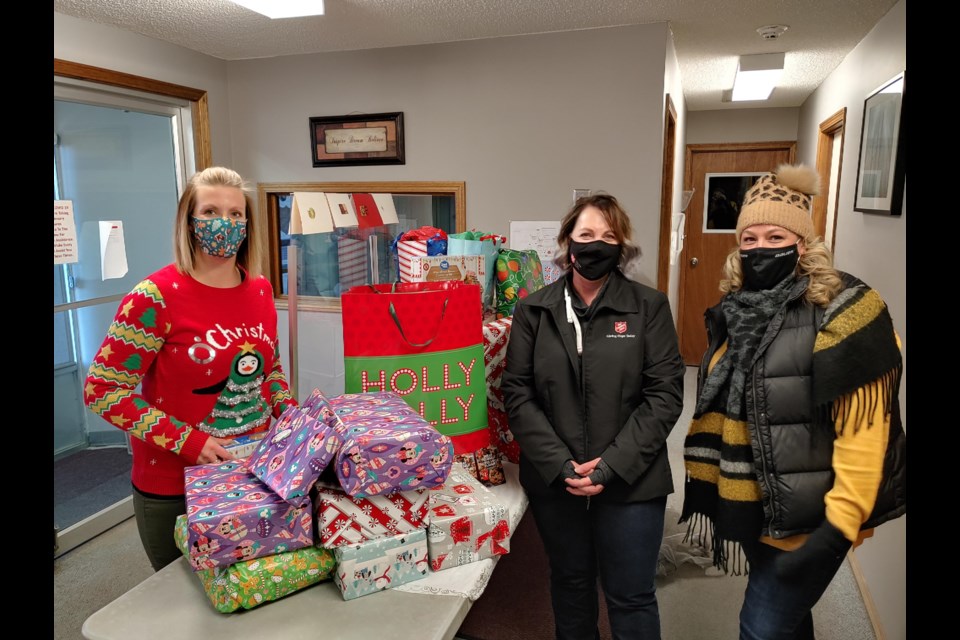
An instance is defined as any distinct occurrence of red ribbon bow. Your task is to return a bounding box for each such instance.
[475,520,510,556]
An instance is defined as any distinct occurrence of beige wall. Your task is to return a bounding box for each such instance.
[685,107,800,144]
[54,12,234,167]
[797,1,906,638]
[663,34,688,312]
[225,24,670,286]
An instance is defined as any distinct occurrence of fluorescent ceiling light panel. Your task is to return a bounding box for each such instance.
[231,1,325,19]
[732,53,785,101]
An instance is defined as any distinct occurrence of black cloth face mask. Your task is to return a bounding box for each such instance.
[740,244,800,291]
[569,240,621,281]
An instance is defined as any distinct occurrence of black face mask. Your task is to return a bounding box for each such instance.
[740,244,800,291]
[569,240,621,281]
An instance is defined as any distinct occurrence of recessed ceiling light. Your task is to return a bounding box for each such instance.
[732,53,785,101]
[230,1,325,19]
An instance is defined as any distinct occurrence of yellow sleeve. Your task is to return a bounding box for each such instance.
[824,334,901,542]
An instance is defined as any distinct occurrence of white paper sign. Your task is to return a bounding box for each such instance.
[509,220,563,285]
[324,127,388,153]
[326,193,359,228]
[54,200,79,264]
[372,193,400,225]
[290,192,334,235]
[99,220,128,280]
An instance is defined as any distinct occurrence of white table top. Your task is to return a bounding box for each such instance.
[83,462,527,640]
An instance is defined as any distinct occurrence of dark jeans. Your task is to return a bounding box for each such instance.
[132,485,186,572]
[739,537,846,640]
[529,492,667,640]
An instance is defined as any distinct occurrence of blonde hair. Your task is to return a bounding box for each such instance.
[553,193,641,271]
[719,236,843,306]
[173,167,264,278]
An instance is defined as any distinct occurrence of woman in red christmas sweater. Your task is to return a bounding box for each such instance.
[84,167,297,570]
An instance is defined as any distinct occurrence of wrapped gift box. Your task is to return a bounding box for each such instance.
[482,317,520,463]
[338,235,369,289]
[474,445,506,486]
[396,239,429,282]
[316,485,429,548]
[248,405,340,507]
[299,388,347,433]
[426,464,511,571]
[330,392,454,498]
[222,431,268,459]
[333,529,429,600]
[174,515,335,613]
[405,255,488,310]
[184,461,314,572]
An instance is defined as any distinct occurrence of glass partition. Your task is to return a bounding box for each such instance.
[259,182,465,310]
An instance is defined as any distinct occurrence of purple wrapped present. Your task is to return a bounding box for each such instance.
[329,392,454,498]
[184,461,313,572]
[248,405,341,507]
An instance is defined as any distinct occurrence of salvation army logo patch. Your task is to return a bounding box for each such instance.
[614,321,627,334]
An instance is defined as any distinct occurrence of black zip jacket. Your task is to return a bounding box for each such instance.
[502,270,685,503]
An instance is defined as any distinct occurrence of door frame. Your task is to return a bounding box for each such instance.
[54,59,212,171]
[53,60,212,558]
[656,95,678,294]
[813,108,847,251]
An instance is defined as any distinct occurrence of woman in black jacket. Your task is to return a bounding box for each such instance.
[502,194,685,640]
[680,164,906,640]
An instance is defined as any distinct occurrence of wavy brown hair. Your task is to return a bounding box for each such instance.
[553,193,641,272]
[719,235,843,306]
[173,167,264,278]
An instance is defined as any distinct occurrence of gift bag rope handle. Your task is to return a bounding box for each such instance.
[388,298,450,347]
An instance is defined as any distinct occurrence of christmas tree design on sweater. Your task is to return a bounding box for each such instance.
[194,341,271,436]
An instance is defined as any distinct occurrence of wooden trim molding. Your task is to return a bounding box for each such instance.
[847,551,886,640]
[685,141,798,157]
[54,58,212,170]
[657,94,678,295]
[813,108,846,245]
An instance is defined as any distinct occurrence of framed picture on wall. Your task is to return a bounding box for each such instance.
[853,72,905,215]
[702,173,764,233]
[309,112,405,167]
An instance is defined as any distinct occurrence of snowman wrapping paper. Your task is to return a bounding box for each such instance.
[333,529,430,600]
[425,463,511,571]
[183,460,314,572]
[174,514,335,613]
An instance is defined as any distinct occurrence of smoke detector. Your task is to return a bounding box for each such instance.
[757,25,789,40]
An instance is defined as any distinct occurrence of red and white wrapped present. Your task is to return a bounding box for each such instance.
[316,485,429,548]
[482,317,519,463]
[338,235,368,289]
[426,463,510,571]
[396,239,429,282]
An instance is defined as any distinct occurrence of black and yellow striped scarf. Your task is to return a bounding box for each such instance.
[681,277,798,573]
[680,278,901,574]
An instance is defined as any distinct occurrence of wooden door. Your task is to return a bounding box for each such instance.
[676,142,796,365]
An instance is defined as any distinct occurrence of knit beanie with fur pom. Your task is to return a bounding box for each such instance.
[735,164,820,241]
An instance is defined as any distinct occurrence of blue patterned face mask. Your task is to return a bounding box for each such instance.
[191,217,247,258]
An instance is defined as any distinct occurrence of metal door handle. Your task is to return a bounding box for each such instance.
[690,257,699,267]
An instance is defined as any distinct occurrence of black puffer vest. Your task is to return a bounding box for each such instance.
[701,273,906,538]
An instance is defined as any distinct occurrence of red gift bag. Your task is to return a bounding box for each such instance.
[341,281,490,454]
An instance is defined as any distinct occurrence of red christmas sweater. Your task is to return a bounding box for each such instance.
[84,264,297,496]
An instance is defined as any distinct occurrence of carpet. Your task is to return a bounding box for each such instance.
[54,446,132,530]
[456,511,612,640]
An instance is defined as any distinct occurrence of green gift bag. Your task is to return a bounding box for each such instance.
[495,248,546,318]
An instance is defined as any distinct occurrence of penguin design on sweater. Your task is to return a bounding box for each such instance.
[194,341,270,436]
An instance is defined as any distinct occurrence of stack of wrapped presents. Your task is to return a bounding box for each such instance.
[175,388,514,611]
